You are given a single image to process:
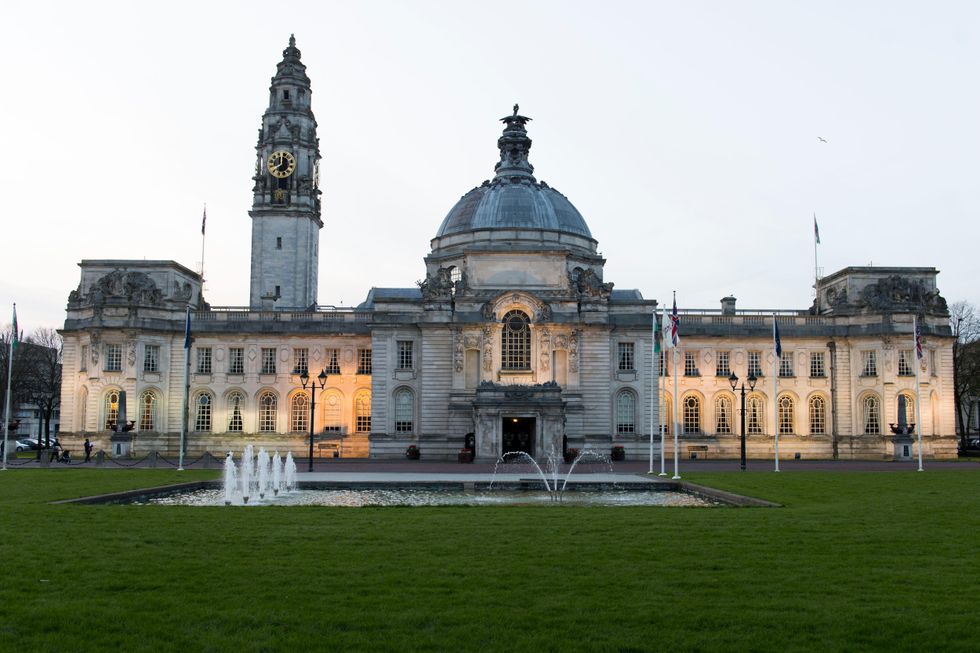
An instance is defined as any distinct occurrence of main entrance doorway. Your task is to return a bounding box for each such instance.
[502,417,536,456]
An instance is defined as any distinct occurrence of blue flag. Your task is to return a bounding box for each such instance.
[183,307,192,349]
[773,318,782,358]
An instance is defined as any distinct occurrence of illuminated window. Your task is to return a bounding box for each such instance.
[394,388,414,433]
[809,396,826,435]
[357,349,372,375]
[684,351,699,377]
[104,390,120,430]
[683,395,701,434]
[355,392,371,433]
[747,395,764,435]
[143,345,159,373]
[778,396,795,435]
[747,351,763,378]
[322,391,342,432]
[715,351,730,377]
[779,352,794,377]
[258,392,278,433]
[861,351,878,377]
[227,392,245,432]
[228,347,244,375]
[324,349,340,374]
[397,341,414,370]
[863,395,880,434]
[292,348,308,375]
[616,391,636,433]
[105,344,122,372]
[810,352,826,377]
[290,393,309,433]
[261,348,276,375]
[618,343,635,372]
[501,310,531,370]
[138,390,156,431]
[194,392,213,433]
[715,395,732,434]
[196,347,212,375]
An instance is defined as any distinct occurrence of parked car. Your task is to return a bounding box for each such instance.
[15,439,35,452]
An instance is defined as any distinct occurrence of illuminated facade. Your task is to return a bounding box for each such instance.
[57,38,959,461]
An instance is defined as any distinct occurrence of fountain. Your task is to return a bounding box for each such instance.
[272,451,283,496]
[240,444,253,504]
[490,444,611,502]
[223,452,238,506]
[257,448,270,499]
[284,452,297,491]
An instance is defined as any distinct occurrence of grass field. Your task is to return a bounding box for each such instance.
[0,469,977,652]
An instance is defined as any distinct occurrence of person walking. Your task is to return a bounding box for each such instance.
[84,438,93,462]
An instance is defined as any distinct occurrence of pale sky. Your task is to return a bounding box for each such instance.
[2,0,978,330]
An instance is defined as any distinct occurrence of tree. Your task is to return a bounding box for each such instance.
[0,323,34,434]
[23,328,62,456]
[949,301,980,449]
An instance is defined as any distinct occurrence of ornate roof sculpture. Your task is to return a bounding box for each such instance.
[433,107,593,242]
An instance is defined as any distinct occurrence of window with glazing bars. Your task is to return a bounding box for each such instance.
[105,344,122,372]
[808,396,826,434]
[715,351,730,377]
[258,392,277,432]
[617,342,635,372]
[397,341,414,370]
[616,391,635,433]
[778,396,794,434]
[324,349,340,374]
[228,347,244,375]
[747,351,763,377]
[394,389,414,433]
[809,351,826,377]
[293,348,308,374]
[715,396,732,434]
[501,310,531,370]
[357,349,372,375]
[684,351,699,377]
[683,395,701,434]
[779,352,794,377]
[355,393,371,432]
[747,396,764,434]
[863,395,880,434]
[194,393,212,432]
[861,351,877,377]
[138,391,155,431]
[290,393,309,432]
[104,390,119,429]
[143,345,159,372]
[659,351,669,375]
[898,350,914,376]
[227,392,244,432]
[261,348,276,375]
[196,347,212,375]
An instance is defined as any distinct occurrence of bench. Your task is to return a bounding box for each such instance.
[687,445,709,460]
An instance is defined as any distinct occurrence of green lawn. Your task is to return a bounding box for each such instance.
[0,469,977,652]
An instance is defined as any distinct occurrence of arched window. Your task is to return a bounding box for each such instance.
[227,392,245,433]
[394,388,414,433]
[194,392,213,433]
[104,390,120,430]
[501,310,531,370]
[290,392,309,433]
[808,396,826,435]
[715,395,732,434]
[616,390,636,434]
[355,392,371,433]
[747,395,765,435]
[863,395,881,435]
[897,393,915,428]
[258,392,278,433]
[322,390,343,433]
[138,390,156,432]
[778,395,795,435]
[683,395,701,434]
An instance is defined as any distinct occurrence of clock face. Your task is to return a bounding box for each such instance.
[267,151,296,178]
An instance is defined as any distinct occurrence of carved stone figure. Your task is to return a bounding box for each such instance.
[482,326,494,372]
[89,331,101,365]
[417,266,456,301]
[568,267,614,299]
[127,341,137,367]
[453,330,464,373]
[857,275,947,313]
[87,270,164,306]
[569,330,580,373]
[173,281,192,301]
[481,302,496,321]
[463,334,480,350]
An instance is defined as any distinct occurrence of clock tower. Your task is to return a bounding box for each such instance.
[249,35,322,310]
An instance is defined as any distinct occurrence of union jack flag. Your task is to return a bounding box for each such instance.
[914,317,923,360]
[670,295,680,348]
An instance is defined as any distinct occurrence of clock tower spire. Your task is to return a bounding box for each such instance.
[249,34,323,310]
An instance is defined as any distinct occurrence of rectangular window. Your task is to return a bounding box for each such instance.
[357,349,372,375]
[228,347,244,375]
[617,342,635,372]
[397,341,414,370]
[898,350,914,376]
[276,237,282,250]
[861,350,877,377]
[104,344,122,372]
[196,347,212,375]
[748,351,763,378]
[684,351,699,377]
[293,347,309,374]
[779,352,794,377]
[930,350,937,377]
[324,348,340,374]
[659,351,669,375]
[810,351,826,378]
[715,351,730,377]
[143,344,160,372]
[261,347,277,375]
[80,345,89,372]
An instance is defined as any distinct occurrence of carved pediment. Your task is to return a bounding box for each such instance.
[85,270,164,307]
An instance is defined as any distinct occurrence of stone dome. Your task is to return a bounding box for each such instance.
[432,107,595,245]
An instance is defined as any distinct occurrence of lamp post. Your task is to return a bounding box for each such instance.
[729,371,757,471]
[300,368,327,473]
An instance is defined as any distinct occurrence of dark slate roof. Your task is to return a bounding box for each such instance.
[358,287,421,308]
[609,289,644,301]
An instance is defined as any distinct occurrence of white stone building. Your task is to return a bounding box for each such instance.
[57,37,958,461]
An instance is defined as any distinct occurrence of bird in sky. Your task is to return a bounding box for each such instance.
[817,136,828,143]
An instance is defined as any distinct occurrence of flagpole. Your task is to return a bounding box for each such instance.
[660,306,668,476]
[2,303,15,470]
[813,213,819,292]
[178,306,191,471]
[199,204,207,281]
[648,309,656,474]
[672,292,680,480]
[772,313,780,472]
[913,316,924,472]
